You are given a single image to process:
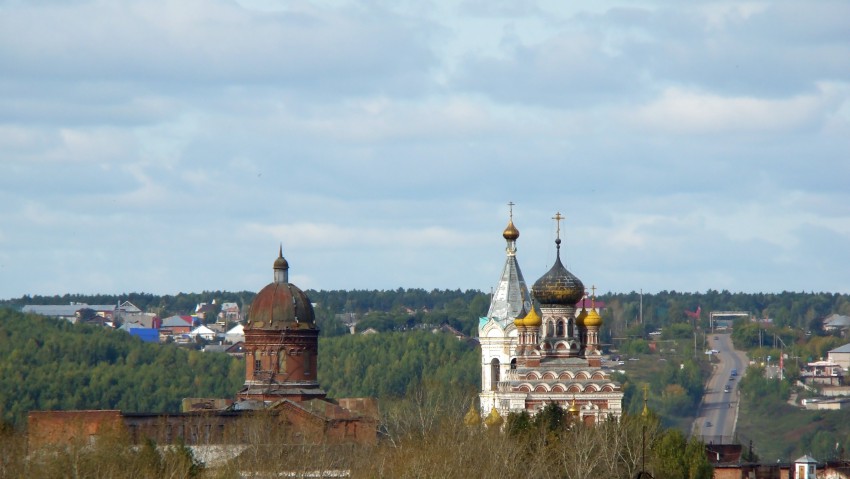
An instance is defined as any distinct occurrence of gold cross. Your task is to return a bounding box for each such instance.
[507,201,515,220]
[552,212,564,239]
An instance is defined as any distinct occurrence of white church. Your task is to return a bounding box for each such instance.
[478,207,624,424]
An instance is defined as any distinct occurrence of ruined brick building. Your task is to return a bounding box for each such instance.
[28,248,379,451]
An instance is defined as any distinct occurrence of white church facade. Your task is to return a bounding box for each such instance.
[478,208,623,424]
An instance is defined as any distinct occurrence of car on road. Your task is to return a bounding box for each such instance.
[704,420,712,427]
[731,369,737,376]
[724,385,731,393]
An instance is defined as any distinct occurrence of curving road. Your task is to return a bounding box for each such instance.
[693,333,748,444]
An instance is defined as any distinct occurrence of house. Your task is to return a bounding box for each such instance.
[160,316,195,339]
[188,325,217,341]
[432,323,468,341]
[823,314,850,335]
[801,360,844,386]
[195,302,217,321]
[224,323,245,344]
[828,343,850,371]
[219,302,241,324]
[114,301,142,321]
[21,304,85,322]
[22,302,128,323]
[704,443,742,465]
[122,313,161,330]
[225,341,246,358]
[575,297,606,312]
[118,323,160,343]
[710,454,848,479]
[803,397,850,410]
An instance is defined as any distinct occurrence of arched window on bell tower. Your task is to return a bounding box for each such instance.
[278,349,286,374]
[490,358,500,391]
[253,350,262,377]
[510,358,517,370]
[303,350,312,376]
[556,320,564,337]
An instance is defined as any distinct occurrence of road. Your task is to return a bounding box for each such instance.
[693,332,748,444]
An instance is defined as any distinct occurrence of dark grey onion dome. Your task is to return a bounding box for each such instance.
[531,239,584,305]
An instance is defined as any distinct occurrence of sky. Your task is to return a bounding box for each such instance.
[1,0,849,299]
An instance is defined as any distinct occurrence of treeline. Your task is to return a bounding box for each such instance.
[0,291,256,321]
[0,309,244,428]
[7,289,849,337]
[1,289,491,336]
[603,290,850,336]
[731,319,847,364]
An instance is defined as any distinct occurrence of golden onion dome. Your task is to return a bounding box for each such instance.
[484,407,503,429]
[464,402,481,427]
[531,243,584,306]
[568,398,580,417]
[503,219,520,241]
[584,309,603,327]
[575,307,588,327]
[522,306,542,327]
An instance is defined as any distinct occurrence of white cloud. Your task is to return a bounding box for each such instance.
[629,85,839,135]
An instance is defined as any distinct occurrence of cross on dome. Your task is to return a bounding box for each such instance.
[552,212,565,241]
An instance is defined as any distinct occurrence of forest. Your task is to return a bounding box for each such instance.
[0,309,244,428]
[0,308,481,428]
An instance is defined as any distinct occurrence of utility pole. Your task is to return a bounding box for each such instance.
[694,331,697,358]
[639,289,643,325]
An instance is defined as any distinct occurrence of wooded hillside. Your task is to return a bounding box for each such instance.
[0,309,244,427]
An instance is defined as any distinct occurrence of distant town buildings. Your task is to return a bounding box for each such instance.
[22,300,143,325]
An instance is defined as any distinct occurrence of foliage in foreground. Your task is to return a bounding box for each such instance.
[1,392,711,479]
